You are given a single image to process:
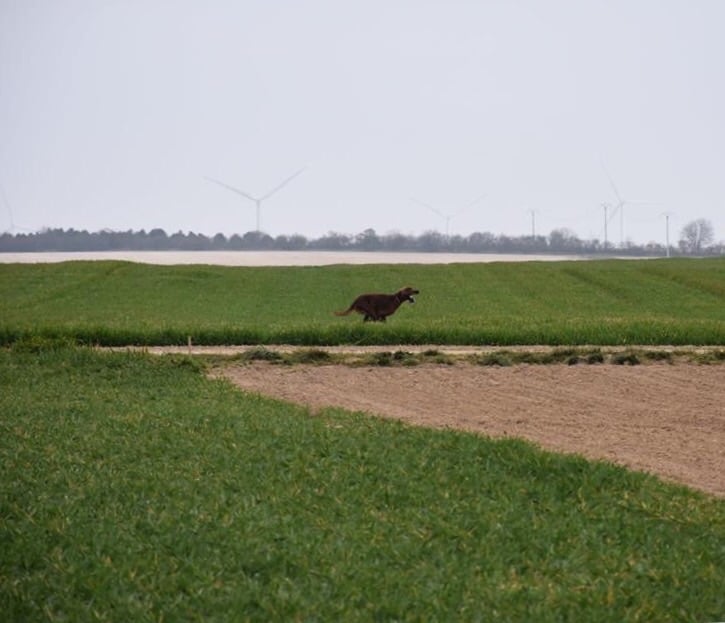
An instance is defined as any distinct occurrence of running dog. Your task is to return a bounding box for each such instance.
[334,286,419,322]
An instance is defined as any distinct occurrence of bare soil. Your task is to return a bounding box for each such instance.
[217,362,725,497]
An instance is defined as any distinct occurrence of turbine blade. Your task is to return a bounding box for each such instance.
[0,181,16,231]
[450,194,487,218]
[260,167,307,201]
[607,203,622,224]
[0,182,11,218]
[204,176,257,202]
[410,197,445,218]
[464,194,487,209]
[600,159,624,204]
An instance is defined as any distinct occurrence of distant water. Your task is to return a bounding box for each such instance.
[0,251,594,266]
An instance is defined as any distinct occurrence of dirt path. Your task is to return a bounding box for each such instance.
[217,362,725,497]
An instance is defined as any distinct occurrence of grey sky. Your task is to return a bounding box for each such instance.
[1,0,723,244]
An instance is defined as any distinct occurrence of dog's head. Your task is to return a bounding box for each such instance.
[399,286,420,304]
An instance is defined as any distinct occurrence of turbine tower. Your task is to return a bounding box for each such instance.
[601,203,611,250]
[410,195,486,238]
[527,208,538,238]
[662,212,674,258]
[205,167,306,232]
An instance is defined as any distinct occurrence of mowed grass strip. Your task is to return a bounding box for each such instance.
[1,347,724,621]
[0,257,723,345]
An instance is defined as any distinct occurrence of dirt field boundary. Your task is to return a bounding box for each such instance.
[216,360,725,497]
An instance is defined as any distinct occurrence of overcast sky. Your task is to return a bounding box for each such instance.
[1,0,723,245]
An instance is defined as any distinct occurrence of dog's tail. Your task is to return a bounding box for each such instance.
[334,307,353,316]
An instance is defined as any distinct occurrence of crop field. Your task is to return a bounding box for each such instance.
[1,258,724,620]
[0,257,723,346]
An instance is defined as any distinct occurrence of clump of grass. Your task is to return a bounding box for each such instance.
[10,334,78,353]
[586,350,605,364]
[476,352,513,367]
[420,349,454,365]
[355,349,449,367]
[239,346,284,362]
[695,349,725,364]
[642,350,674,363]
[393,350,419,366]
[552,347,579,362]
[359,351,419,366]
[286,348,333,364]
[515,351,547,364]
[474,348,607,366]
[369,351,393,366]
[166,353,206,373]
[611,351,640,365]
[515,348,579,365]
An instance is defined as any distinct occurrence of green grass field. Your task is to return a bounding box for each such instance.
[2,346,724,621]
[0,257,723,345]
[2,258,723,619]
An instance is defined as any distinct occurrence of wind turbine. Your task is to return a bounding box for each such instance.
[600,161,649,248]
[410,194,486,238]
[601,163,628,247]
[0,182,31,234]
[204,167,306,233]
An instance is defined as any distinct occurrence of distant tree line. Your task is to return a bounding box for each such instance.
[0,220,721,256]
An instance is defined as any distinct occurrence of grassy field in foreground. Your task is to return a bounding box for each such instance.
[0,257,723,346]
[1,347,724,621]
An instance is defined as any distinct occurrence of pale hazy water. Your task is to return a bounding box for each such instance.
[0,251,593,266]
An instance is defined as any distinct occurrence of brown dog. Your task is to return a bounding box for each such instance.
[334,286,420,322]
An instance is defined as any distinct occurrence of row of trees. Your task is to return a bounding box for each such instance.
[0,219,720,256]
